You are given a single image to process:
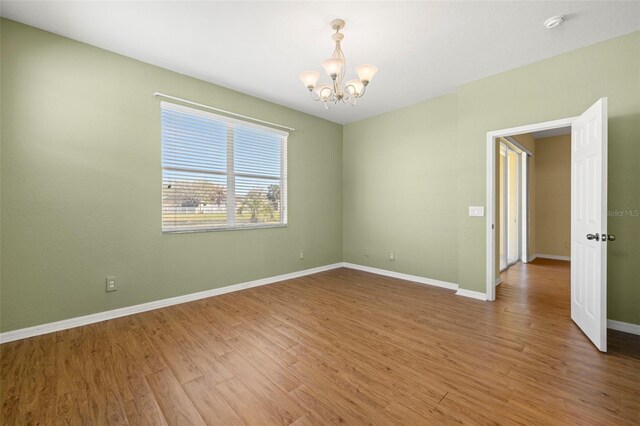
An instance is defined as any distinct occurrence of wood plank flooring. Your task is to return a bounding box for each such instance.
[1,260,639,425]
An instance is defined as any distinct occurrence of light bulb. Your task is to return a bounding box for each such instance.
[355,64,378,85]
[315,85,333,101]
[345,79,364,97]
[298,71,320,90]
[322,58,345,80]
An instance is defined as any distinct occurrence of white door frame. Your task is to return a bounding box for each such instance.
[486,117,577,301]
[499,142,508,270]
[504,142,525,268]
[519,151,528,264]
[498,139,531,271]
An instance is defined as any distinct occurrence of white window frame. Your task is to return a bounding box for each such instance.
[161,101,288,233]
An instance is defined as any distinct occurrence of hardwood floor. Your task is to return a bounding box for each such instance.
[2,261,639,425]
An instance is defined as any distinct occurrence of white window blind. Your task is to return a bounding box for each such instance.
[161,101,288,233]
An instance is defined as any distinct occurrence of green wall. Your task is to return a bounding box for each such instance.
[345,31,640,325]
[0,20,343,332]
[456,31,639,324]
[343,94,459,283]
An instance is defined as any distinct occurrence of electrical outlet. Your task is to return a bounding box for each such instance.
[106,276,117,292]
[389,252,395,261]
[299,250,304,260]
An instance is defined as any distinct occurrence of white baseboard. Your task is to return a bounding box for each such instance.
[455,289,488,301]
[343,262,490,302]
[0,263,343,344]
[535,253,571,261]
[342,262,458,291]
[495,277,503,286]
[11,260,630,344]
[607,319,640,336]
[528,255,537,262]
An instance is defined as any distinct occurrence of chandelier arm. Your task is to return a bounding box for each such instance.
[319,86,334,103]
[310,90,321,101]
[343,84,356,99]
[343,83,366,101]
[359,84,367,97]
[340,88,352,105]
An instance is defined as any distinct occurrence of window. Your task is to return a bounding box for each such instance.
[161,101,288,233]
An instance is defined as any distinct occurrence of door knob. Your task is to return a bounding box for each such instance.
[587,233,599,241]
[606,234,616,241]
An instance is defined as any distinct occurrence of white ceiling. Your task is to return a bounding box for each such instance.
[2,1,639,124]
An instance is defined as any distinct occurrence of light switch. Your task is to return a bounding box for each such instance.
[469,206,485,217]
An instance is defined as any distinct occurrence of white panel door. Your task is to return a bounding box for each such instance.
[571,98,608,352]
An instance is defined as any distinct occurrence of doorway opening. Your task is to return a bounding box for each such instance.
[485,98,610,352]
[497,127,572,281]
[486,116,575,299]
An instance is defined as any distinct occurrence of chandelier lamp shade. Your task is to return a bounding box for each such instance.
[299,19,377,109]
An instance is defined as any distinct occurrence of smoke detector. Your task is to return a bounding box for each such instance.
[544,15,565,29]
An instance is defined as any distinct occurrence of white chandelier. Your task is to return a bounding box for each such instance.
[299,19,378,109]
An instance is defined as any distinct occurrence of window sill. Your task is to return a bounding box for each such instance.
[162,223,288,235]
